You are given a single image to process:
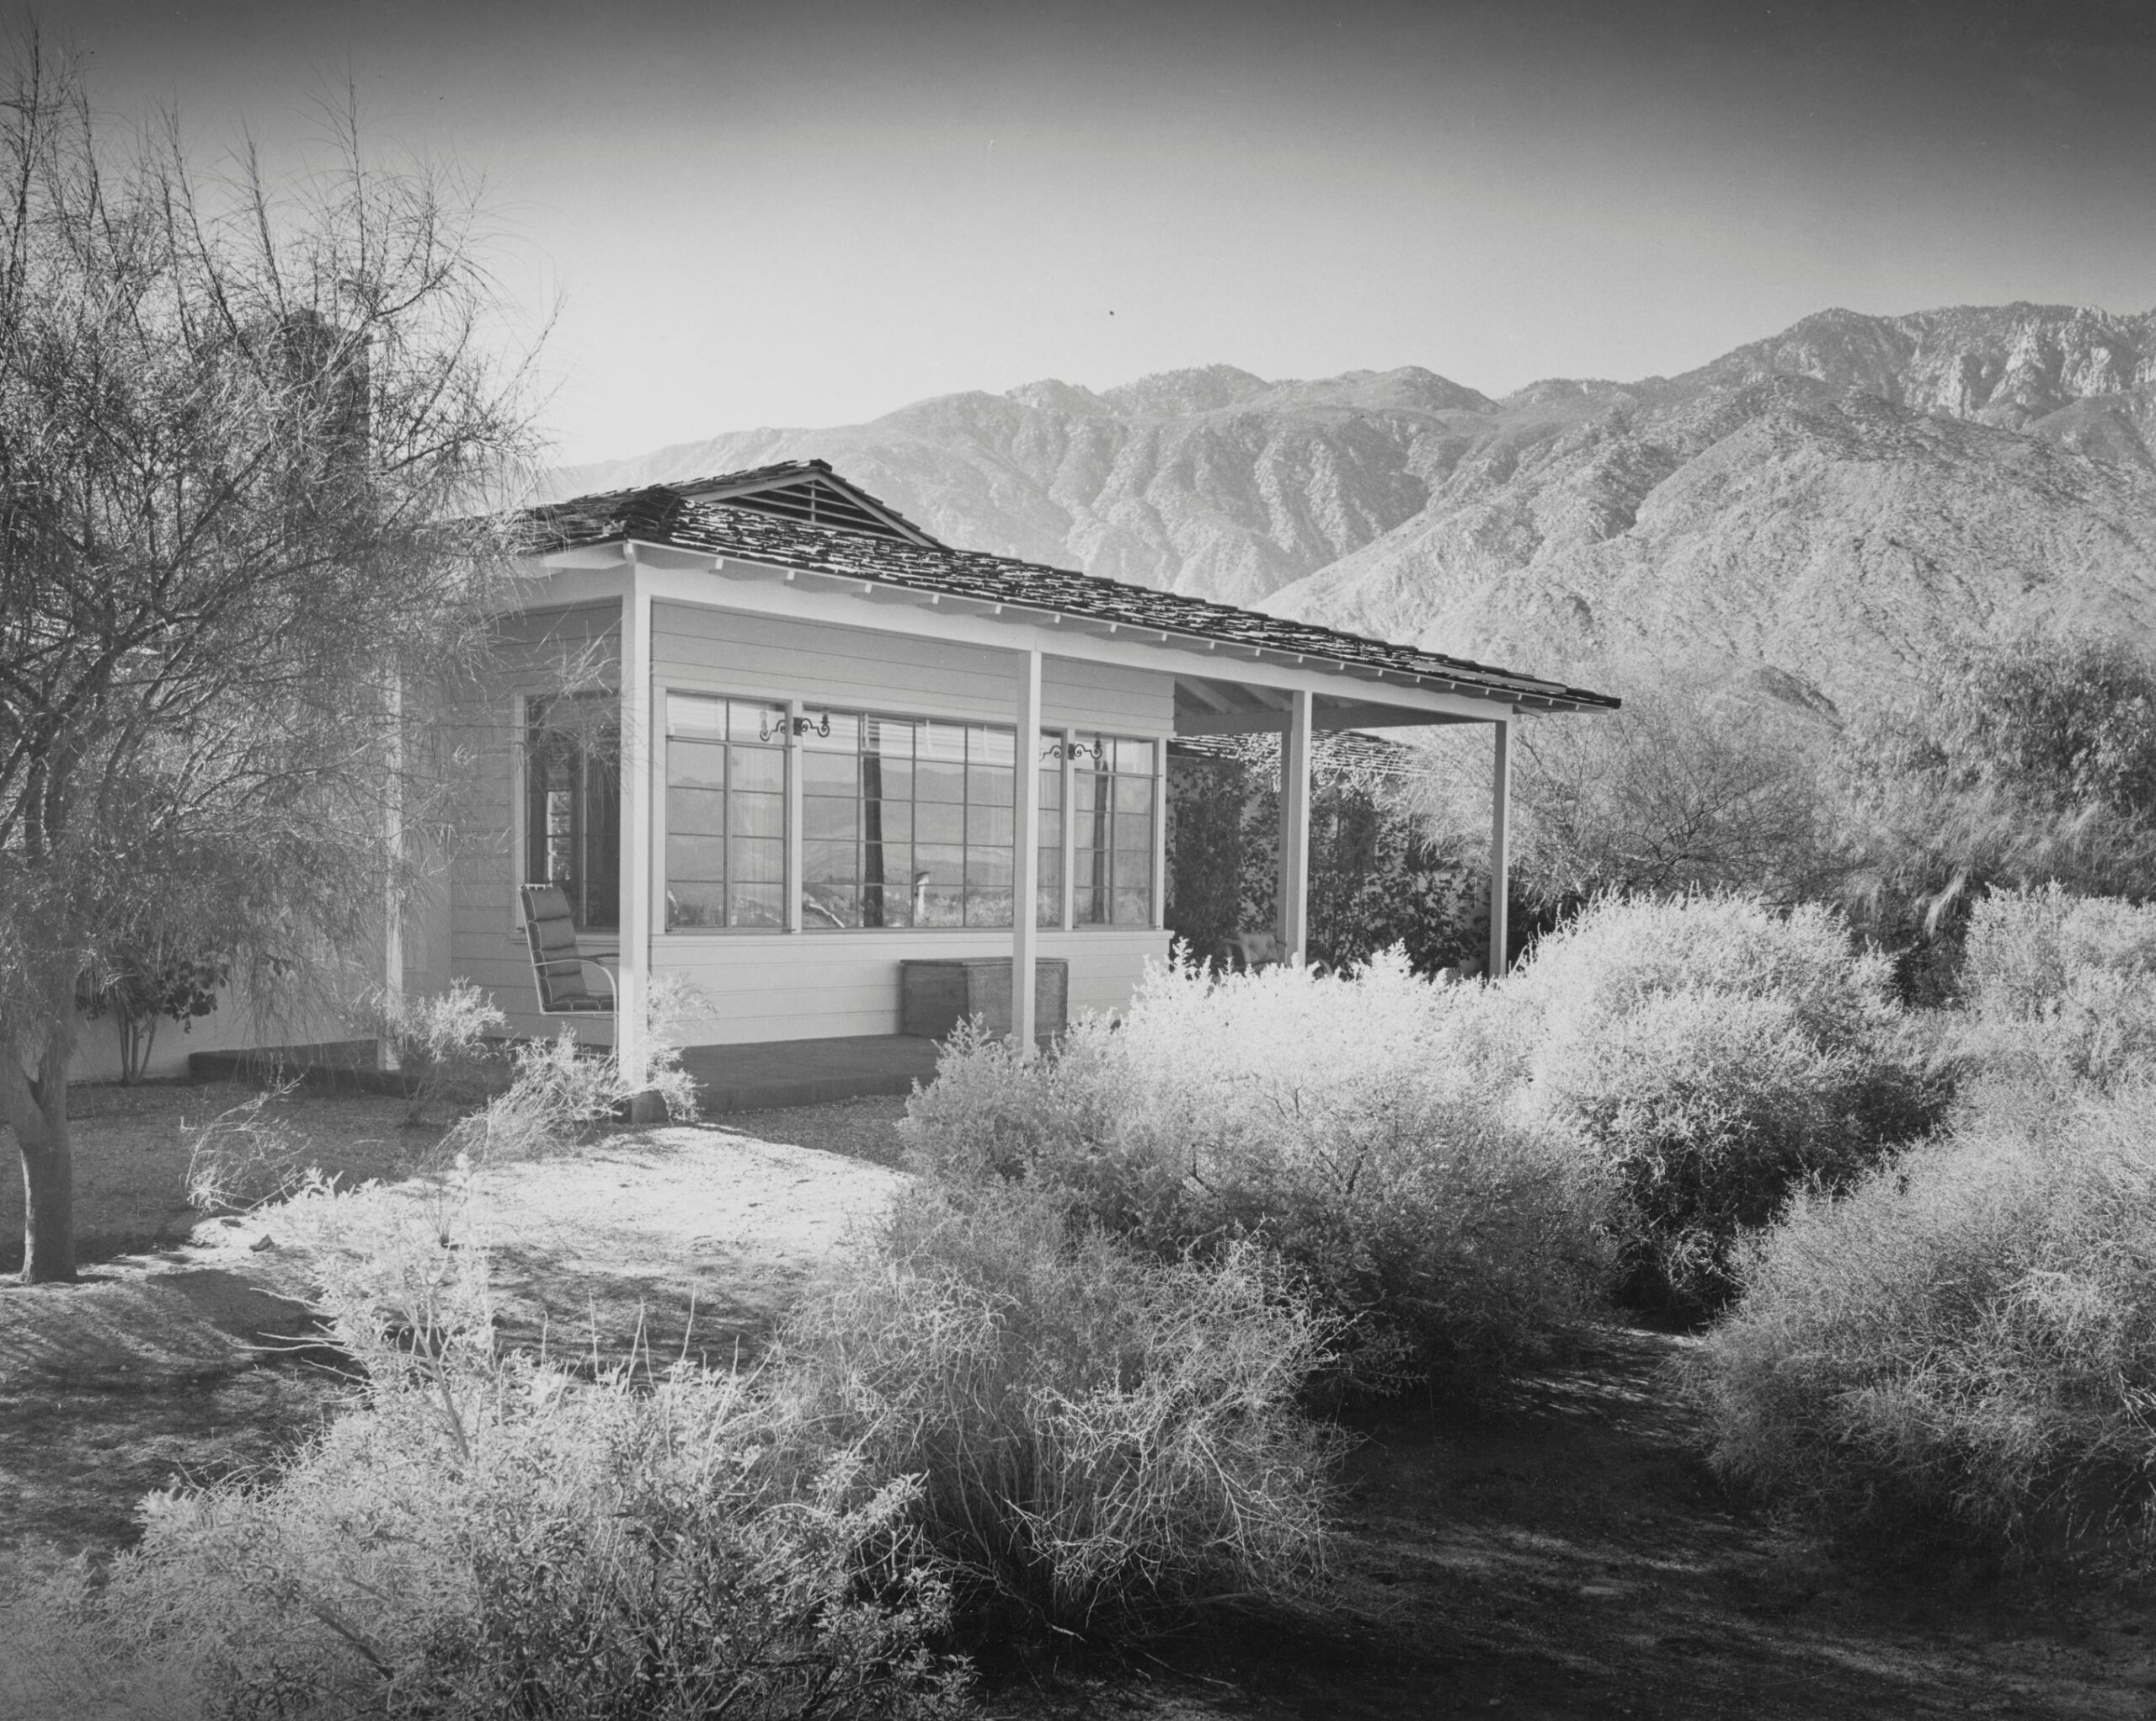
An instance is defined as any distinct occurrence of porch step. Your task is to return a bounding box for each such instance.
[680,1035,944,1115]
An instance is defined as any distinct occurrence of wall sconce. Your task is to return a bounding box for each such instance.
[759,709,834,742]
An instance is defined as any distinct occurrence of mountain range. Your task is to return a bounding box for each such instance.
[540,303,2156,712]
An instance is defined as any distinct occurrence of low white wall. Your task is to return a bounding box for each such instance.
[478,925,1167,1047]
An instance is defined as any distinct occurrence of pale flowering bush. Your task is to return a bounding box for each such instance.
[1506,894,1952,1313]
[776,1180,1346,1638]
[905,950,1614,1394]
[1961,885,2156,1096]
[354,978,510,1125]
[1696,1083,2156,1563]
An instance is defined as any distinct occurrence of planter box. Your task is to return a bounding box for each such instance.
[900,958,1069,1042]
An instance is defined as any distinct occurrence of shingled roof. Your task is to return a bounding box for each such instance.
[520,471,1620,713]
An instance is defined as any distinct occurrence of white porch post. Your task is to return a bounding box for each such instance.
[1012,647,1043,1053]
[1489,717,1513,978]
[616,561,654,1095]
[1278,688,1314,963]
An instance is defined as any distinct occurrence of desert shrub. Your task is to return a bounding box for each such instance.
[1837,629,2156,998]
[1697,1084,2156,1564]
[776,1180,1344,1639]
[905,951,1612,1393]
[181,1080,313,1212]
[1508,894,1951,1314]
[356,979,510,1124]
[434,973,707,1166]
[1961,885,2156,1095]
[3,1169,968,1721]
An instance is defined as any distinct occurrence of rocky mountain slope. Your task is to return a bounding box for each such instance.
[542,304,2156,709]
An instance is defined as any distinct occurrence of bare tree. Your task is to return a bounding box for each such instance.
[1403,676,1847,924]
[0,40,538,1281]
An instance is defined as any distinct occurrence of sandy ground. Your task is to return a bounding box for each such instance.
[0,1083,434,1277]
[0,1100,907,1558]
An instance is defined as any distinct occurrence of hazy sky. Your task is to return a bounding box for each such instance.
[58,0,2156,465]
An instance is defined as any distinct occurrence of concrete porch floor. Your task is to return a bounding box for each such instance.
[680,1034,944,1114]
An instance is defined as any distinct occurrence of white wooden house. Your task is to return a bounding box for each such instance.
[387,460,1618,1086]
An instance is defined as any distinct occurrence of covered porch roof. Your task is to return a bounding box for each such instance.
[520,477,1620,724]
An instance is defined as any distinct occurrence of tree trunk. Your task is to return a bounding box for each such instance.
[17,1099,75,1282]
[4,1020,77,1284]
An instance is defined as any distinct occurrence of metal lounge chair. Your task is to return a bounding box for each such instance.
[519,882,616,1014]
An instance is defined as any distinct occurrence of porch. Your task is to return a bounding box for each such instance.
[681,1032,940,1112]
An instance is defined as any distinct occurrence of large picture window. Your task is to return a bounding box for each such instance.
[525,694,619,930]
[1074,734,1157,926]
[665,695,788,930]
[800,712,1021,929]
[654,690,1159,936]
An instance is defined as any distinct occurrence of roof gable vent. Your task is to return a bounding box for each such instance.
[673,461,942,547]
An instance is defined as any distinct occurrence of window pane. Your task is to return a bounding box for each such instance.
[965,888,1014,927]
[874,758,915,802]
[668,693,725,736]
[967,846,1013,888]
[915,759,965,802]
[1113,775,1153,816]
[1036,887,1060,928]
[803,796,859,841]
[867,801,911,845]
[804,884,861,929]
[1114,738,1156,775]
[667,834,727,881]
[670,785,726,837]
[918,720,966,765]
[1073,770,1102,813]
[729,703,787,745]
[729,837,786,883]
[1038,765,1062,810]
[1113,887,1150,925]
[969,726,1015,768]
[801,750,857,794]
[966,804,1014,848]
[917,877,964,927]
[915,844,964,893]
[669,739,725,791]
[867,717,913,759]
[803,839,857,885]
[667,883,728,930]
[802,710,860,751]
[915,801,964,845]
[969,764,1014,807]
[730,791,785,840]
[730,882,786,928]
[729,747,785,794]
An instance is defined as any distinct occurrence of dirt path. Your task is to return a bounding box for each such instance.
[1094,1328,2156,1721]
[0,1113,904,1560]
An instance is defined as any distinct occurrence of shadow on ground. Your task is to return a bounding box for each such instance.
[993,1327,2156,1720]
